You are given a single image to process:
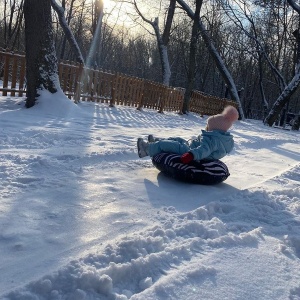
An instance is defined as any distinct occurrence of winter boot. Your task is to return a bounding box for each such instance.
[137,138,149,158]
[148,134,155,142]
[148,134,160,142]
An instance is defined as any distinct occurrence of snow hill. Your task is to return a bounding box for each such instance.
[0,91,300,300]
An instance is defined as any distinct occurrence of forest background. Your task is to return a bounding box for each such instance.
[1,0,300,123]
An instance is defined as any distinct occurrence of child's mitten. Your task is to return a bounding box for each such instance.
[180,152,194,164]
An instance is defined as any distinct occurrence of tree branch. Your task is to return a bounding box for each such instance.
[50,0,84,64]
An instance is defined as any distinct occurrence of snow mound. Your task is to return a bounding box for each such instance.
[29,89,81,118]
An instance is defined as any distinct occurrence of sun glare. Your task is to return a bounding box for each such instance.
[88,0,155,34]
[103,0,135,26]
[102,0,114,11]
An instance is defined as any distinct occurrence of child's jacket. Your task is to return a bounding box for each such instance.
[189,130,234,161]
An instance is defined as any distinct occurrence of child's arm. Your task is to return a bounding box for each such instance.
[189,139,215,161]
[181,138,215,163]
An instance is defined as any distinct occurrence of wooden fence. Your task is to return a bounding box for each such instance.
[0,49,238,115]
[0,50,26,97]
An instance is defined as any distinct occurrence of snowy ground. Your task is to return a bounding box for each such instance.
[0,90,300,300]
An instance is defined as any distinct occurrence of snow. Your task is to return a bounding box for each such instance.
[0,90,299,300]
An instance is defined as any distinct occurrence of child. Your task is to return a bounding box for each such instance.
[137,105,239,163]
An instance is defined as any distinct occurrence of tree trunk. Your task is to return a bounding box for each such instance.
[182,0,202,114]
[264,69,300,126]
[24,0,59,108]
[133,0,174,86]
[291,113,300,130]
[156,29,171,86]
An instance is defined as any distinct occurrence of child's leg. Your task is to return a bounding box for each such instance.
[148,140,190,157]
[167,137,188,143]
[148,136,187,143]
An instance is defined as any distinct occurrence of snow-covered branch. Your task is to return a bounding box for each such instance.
[50,0,84,65]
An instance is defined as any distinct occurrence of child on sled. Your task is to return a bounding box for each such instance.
[137,105,239,163]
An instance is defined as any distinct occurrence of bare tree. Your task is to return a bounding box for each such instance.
[176,0,245,119]
[24,0,60,108]
[1,0,24,50]
[264,0,300,126]
[130,0,176,86]
[220,0,286,116]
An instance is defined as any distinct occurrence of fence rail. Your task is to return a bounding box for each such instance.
[0,49,238,115]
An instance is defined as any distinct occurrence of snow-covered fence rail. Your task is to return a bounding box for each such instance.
[0,50,237,115]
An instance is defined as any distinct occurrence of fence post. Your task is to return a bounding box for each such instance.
[58,61,64,86]
[179,91,184,115]
[81,66,89,101]
[74,63,83,103]
[10,55,18,97]
[137,79,144,110]
[18,56,26,97]
[62,62,70,93]
[3,53,10,96]
[110,73,118,107]
[158,86,168,113]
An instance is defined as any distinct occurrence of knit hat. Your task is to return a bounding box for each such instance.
[206,105,239,131]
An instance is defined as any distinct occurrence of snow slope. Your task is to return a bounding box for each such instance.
[0,91,299,299]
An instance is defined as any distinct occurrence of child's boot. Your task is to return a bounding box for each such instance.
[148,134,155,142]
[137,138,149,158]
[148,135,160,142]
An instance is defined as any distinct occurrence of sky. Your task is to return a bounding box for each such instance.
[103,0,162,32]
[103,0,137,27]
[0,89,300,300]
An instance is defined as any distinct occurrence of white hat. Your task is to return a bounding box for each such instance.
[206,106,239,131]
